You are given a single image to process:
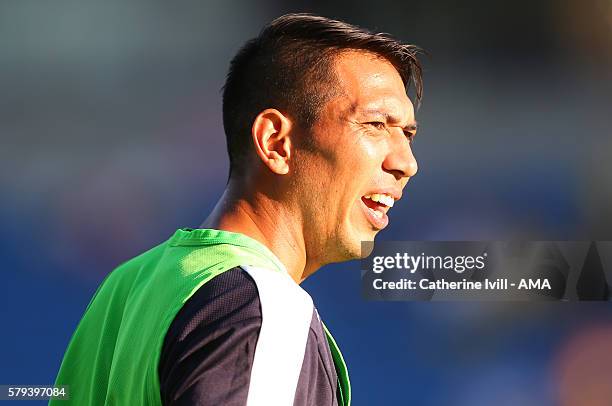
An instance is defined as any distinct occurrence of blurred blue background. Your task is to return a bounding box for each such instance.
[2,1,612,405]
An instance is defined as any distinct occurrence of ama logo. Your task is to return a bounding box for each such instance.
[518,279,551,290]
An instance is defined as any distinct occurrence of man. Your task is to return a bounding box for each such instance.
[52,13,422,406]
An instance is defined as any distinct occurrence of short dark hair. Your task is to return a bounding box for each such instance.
[222,13,423,177]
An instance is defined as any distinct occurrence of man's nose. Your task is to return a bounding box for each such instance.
[382,132,418,180]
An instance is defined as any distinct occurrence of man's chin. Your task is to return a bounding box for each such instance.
[346,229,378,259]
[331,223,379,261]
[358,240,375,258]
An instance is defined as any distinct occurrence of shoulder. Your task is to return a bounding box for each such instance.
[164,266,263,339]
[159,266,322,405]
[159,267,263,405]
[161,265,314,343]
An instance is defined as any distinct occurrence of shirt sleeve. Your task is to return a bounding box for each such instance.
[158,267,263,406]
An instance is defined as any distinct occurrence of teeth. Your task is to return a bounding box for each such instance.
[382,195,394,207]
[371,210,383,219]
[364,193,395,208]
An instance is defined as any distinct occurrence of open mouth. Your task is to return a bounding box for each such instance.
[360,193,395,229]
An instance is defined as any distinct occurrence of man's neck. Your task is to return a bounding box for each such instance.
[201,181,310,284]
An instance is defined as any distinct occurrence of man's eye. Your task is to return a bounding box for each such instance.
[404,130,416,143]
[366,121,386,130]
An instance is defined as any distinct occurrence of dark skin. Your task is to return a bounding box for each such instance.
[203,50,418,284]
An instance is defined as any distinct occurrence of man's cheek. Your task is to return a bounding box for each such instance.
[359,137,382,158]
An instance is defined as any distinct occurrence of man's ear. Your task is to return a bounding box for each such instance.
[251,109,293,175]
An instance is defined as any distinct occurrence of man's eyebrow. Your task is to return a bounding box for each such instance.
[359,108,418,131]
[405,121,418,133]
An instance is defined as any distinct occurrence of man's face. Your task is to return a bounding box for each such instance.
[292,50,418,263]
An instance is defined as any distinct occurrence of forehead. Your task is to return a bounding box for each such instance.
[331,50,414,122]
